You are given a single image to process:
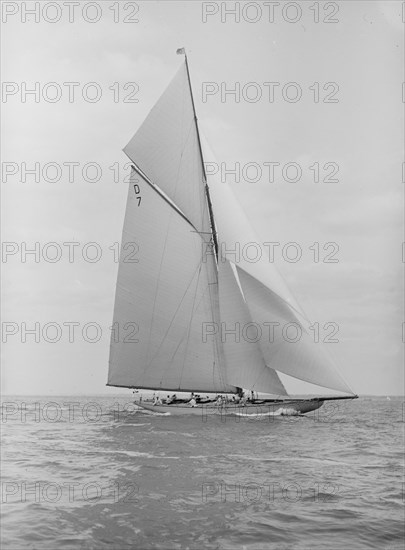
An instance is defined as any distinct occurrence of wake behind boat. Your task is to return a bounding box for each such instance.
[107,49,357,415]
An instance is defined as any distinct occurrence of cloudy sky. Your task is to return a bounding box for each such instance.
[2,1,403,395]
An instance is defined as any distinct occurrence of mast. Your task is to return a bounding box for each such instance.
[182,50,219,261]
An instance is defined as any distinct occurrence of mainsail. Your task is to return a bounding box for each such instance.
[108,56,355,397]
[107,167,232,392]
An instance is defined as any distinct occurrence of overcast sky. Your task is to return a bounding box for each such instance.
[2,1,403,395]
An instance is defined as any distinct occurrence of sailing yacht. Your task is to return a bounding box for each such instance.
[107,50,357,416]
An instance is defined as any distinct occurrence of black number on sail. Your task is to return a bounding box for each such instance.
[133,183,141,206]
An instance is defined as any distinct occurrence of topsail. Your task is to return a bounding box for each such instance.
[124,63,209,233]
[108,57,355,398]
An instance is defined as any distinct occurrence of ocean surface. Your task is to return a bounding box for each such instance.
[1,395,403,550]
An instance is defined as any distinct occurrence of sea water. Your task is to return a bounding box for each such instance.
[1,395,403,549]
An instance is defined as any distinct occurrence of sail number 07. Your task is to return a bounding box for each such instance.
[133,184,141,206]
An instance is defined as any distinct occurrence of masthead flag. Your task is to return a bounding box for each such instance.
[176,47,186,55]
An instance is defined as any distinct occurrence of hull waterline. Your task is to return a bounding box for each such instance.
[137,399,325,417]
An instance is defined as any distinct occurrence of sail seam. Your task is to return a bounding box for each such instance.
[177,261,205,389]
[145,259,202,371]
[144,204,174,369]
